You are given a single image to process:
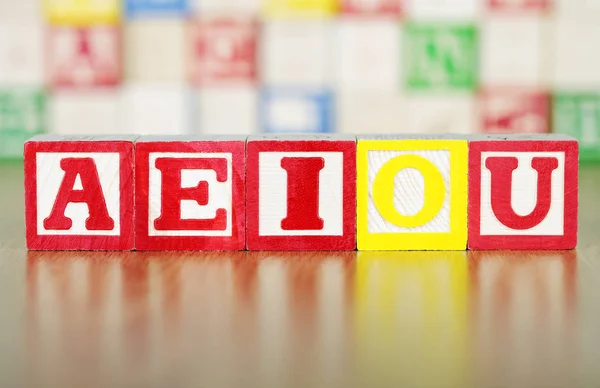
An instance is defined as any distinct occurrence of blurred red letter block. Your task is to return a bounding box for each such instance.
[340,0,402,15]
[189,17,257,85]
[480,89,550,134]
[135,136,246,251]
[468,135,578,250]
[246,135,356,251]
[25,135,136,250]
[488,0,551,11]
[47,26,121,88]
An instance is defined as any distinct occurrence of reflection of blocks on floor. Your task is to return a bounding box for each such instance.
[480,16,547,87]
[552,17,600,88]
[124,0,189,18]
[43,0,120,25]
[122,85,192,135]
[47,26,122,88]
[188,17,258,85]
[191,0,260,14]
[0,24,43,85]
[0,88,45,159]
[480,89,550,134]
[337,92,406,134]
[261,88,334,133]
[261,21,332,87]
[405,94,476,134]
[49,90,121,135]
[125,20,186,83]
[196,87,258,135]
[405,0,480,20]
[335,19,400,92]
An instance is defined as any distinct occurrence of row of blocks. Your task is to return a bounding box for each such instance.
[24,134,578,251]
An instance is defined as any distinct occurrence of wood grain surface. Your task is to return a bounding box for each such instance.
[1,162,600,388]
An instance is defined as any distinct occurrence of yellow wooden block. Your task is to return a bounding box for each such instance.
[357,136,468,251]
[262,0,337,18]
[43,0,120,25]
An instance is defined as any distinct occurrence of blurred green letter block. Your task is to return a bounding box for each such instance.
[554,93,600,162]
[404,23,478,91]
[0,89,45,160]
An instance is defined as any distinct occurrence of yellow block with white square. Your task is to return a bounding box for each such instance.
[357,136,468,251]
[43,0,120,25]
[262,0,337,19]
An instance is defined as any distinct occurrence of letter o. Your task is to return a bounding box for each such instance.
[372,155,446,228]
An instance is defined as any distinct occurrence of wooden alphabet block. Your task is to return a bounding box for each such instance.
[188,17,258,85]
[468,134,578,250]
[262,0,337,18]
[480,88,550,134]
[195,86,258,135]
[135,136,246,251]
[47,26,121,88]
[125,0,189,18]
[25,135,136,251]
[0,88,45,159]
[191,0,259,14]
[340,0,402,15]
[405,0,479,20]
[0,24,43,85]
[261,88,334,133]
[487,0,551,12]
[49,90,120,135]
[125,20,186,83]
[357,136,468,251]
[246,135,356,251]
[553,92,600,162]
[43,0,120,25]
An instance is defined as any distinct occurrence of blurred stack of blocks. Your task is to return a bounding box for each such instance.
[1,0,600,161]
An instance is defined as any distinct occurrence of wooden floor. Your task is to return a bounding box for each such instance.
[1,163,599,388]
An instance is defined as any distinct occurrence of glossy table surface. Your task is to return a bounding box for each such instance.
[1,163,599,388]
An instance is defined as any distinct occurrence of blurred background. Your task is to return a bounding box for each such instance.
[0,0,599,160]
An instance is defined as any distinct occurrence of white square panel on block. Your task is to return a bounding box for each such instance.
[479,151,565,236]
[481,16,547,87]
[261,21,332,87]
[122,84,192,135]
[195,87,258,135]
[36,152,121,236]
[191,0,259,14]
[337,92,406,134]
[0,24,43,85]
[551,17,600,88]
[406,0,480,20]
[49,90,121,135]
[125,20,186,83]
[258,152,344,236]
[555,0,600,16]
[0,0,41,21]
[335,19,400,92]
[405,94,476,134]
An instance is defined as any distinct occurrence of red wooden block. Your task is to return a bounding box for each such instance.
[480,89,550,134]
[24,135,135,251]
[487,0,551,11]
[47,26,121,88]
[135,136,246,251]
[246,135,357,251]
[468,135,578,250]
[188,17,257,85]
[340,0,403,15]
